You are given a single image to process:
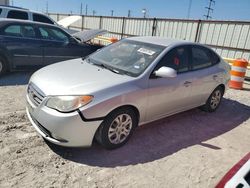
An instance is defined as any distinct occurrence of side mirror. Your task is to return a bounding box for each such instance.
[154,66,177,78]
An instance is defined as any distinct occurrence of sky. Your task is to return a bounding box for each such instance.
[11,0,250,21]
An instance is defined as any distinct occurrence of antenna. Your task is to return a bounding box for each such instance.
[204,0,215,20]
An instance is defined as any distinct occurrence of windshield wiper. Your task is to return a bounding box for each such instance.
[85,58,124,75]
[95,63,122,74]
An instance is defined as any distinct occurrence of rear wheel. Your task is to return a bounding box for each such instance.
[201,86,223,112]
[0,56,7,76]
[95,107,137,149]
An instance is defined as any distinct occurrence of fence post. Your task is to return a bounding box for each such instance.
[152,18,157,36]
[99,16,103,29]
[121,17,126,38]
[195,19,202,42]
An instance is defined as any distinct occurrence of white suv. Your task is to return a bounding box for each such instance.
[0,5,56,25]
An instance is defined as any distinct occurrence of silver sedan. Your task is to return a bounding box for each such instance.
[26,37,230,149]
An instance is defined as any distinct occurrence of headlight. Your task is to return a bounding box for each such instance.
[46,95,93,112]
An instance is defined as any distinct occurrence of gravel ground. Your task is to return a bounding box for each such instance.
[0,72,249,188]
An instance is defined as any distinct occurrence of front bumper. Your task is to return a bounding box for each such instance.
[26,95,102,147]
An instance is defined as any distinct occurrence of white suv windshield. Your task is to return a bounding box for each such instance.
[88,39,165,77]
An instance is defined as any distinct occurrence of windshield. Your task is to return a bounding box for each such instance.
[87,39,165,77]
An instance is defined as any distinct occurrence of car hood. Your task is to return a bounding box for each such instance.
[72,29,107,42]
[30,58,133,96]
[57,15,82,28]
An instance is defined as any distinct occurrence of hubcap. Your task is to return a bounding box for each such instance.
[210,90,221,109]
[108,114,132,144]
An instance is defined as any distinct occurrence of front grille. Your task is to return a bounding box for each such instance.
[27,84,45,107]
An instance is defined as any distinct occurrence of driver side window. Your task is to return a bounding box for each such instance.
[38,27,69,43]
[156,46,189,73]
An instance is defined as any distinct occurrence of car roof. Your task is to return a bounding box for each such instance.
[127,36,192,47]
[0,5,28,10]
[0,18,56,27]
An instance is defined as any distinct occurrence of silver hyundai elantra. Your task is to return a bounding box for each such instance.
[26,37,230,149]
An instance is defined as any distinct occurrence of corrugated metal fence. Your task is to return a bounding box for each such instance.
[49,13,250,61]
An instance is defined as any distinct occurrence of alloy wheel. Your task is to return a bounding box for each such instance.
[108,114,133,144]
[210,90,222,109]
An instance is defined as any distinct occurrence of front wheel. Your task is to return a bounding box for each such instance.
[95,108,137,149]
[201,87,223,112]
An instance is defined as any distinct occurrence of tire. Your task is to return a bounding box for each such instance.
[200,86,223,112]
[0,56,7,76]
[95,107,138,150]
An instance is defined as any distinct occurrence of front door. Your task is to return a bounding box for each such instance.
[37,26,91,65]
[146,46,194,122]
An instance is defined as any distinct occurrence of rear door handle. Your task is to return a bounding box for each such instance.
[213,75,218,80]
[184,81,192,87]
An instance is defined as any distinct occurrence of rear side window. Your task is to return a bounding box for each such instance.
[38,27,69,42]
[156,46,189,73]
[191,46,213,70]
[33,13,54,24]
[210,50,220,65]
[7,10,28,20]
[4,25,22,37]
[0,8,2,15]
[4,25,36,38]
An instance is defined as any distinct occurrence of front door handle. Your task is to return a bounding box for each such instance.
[184,81,192,87]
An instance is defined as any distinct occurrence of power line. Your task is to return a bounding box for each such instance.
[204,0,215,20]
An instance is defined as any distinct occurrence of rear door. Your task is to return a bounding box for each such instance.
[188,45,222,106]
[1,23,43,68]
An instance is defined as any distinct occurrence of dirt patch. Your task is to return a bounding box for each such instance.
[0,73,249,188]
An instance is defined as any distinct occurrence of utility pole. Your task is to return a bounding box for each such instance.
[128,10,131,17]
[204,0,215,20]
[111,10,114,16]
[85,4,88,15]
[46,1,48,14]
[80,3,83,15]
[187,0,192,19]
[142,8,147,18]
[92,10,96,16]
